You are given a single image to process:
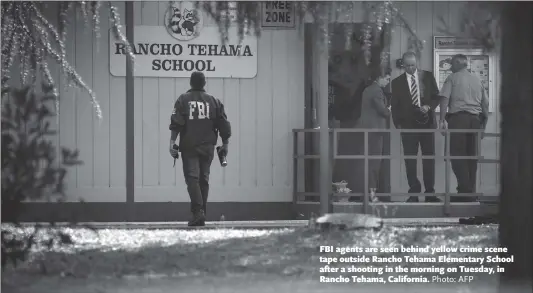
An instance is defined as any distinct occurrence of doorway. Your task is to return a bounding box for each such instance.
[304,23,392,198]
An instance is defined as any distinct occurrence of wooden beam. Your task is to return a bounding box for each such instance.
[317,26,331,215]
[125,1,135,221]
[499,2,533,291]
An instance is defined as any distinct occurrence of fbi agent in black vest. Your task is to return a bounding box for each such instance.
[169,72,231,226]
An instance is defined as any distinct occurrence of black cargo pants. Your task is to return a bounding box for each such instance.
[181,145,214,215]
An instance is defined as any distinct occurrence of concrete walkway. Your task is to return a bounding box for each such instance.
[2,274,499,293]
[17,217,475,230]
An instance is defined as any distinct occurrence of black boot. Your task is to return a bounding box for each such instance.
[188,209,206,227]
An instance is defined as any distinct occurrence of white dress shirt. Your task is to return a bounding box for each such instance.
[406,69,421,106]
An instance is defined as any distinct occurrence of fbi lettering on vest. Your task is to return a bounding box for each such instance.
[188,101,210,120]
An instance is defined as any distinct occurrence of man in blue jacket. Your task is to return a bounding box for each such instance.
[169,72,231,226]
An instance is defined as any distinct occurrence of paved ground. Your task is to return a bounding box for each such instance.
[3,274,499,293]
[3,221,500,293]
[19,217,466,230]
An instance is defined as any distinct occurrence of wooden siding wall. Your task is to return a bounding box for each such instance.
[8,1,499,204]
[387,1,500,197]
[13,2,305,203]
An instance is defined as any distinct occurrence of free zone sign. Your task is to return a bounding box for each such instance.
[261,1,295,28]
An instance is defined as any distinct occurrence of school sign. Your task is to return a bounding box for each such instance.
[109,2,258,78]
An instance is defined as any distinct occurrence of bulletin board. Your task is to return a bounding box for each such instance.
[433,36,496,112]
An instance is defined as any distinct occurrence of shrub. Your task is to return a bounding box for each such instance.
[1,84,81,269]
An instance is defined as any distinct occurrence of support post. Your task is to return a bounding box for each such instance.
[444,131,450,215]
[318,27,330,216]
[363,131,369,214]
[125,1,135,221]
[499,2,533,291]
[292,131,298,206]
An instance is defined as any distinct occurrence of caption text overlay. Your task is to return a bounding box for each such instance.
[318,245,513,284]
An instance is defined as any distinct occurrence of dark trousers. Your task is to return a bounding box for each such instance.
[368,132,390,202]
[447,112,481,196]
[181,147,214,214]
[401,121,436,193]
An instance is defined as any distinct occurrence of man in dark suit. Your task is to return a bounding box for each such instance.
[390,52,440,202]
